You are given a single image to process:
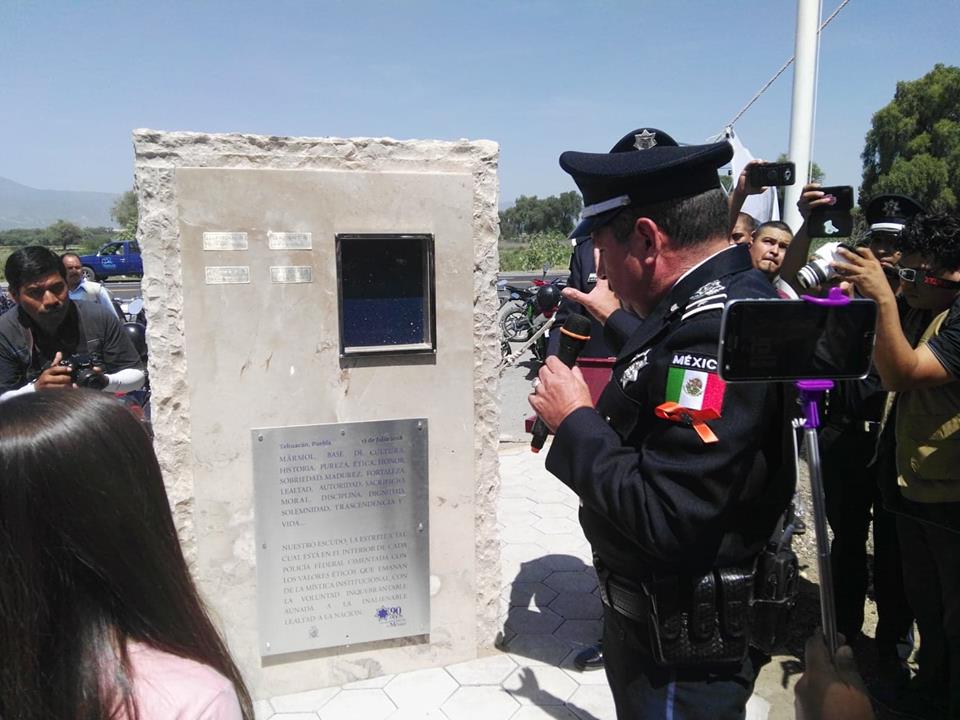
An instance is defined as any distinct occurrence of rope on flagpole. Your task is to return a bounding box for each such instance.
[721,0,852,131]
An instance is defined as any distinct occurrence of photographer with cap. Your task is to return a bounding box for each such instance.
[529,129,792,718]
[0,246,144,401]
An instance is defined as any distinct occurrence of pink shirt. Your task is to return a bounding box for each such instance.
[123,643,243,720]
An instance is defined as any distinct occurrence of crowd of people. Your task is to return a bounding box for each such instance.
[2,127,959,719]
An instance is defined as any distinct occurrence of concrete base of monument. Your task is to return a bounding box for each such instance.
[254,442,799,720]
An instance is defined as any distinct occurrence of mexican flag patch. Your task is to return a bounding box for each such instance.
[665,363,725,413]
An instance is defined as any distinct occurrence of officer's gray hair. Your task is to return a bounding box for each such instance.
[609,188,729,248]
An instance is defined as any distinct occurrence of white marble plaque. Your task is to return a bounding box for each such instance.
[203,232,249,251]
[205,266,251,284]
[269,231,313,250]
[271,266,313,284]
[252,419,430,656]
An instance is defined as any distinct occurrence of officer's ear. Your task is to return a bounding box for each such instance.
[632,216,666,258]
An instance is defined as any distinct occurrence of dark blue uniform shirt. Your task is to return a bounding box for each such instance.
[546,244,794,581]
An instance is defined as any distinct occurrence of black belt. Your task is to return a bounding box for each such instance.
[595,567,651,622]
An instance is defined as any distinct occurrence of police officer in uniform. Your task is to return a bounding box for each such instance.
[529,129,793,718]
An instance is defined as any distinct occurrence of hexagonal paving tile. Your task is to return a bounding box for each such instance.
[543,571,597,594]
[504,631,574,666]
[271,714,322,720]
[505,605,564,635]
[501,542,550,562]
[342,675,395,690]
[503,558,553,585]
[540,554,590,572]
[503,665,579,706]
[500,523,551,545]
[270,687,340,713]
[510,706,582,720]
[540,534,592,558]
[553,619,603,645]
[253,699,275,720]
[502,581,558,608]
[536,489,577,504]
[385,708,447,720]
[548,592,603,620]
[531,502,576,519]
[532,517,581,535]
[559,648,609,686]
[316,689,395,720]
[566,685,617,720]
[441,686,521,720]
[500,497,538,515]
[445,653,518,685]
[383,667,457,709]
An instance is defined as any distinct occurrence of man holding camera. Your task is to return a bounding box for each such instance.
[838,213,960,719]
[0,246,144,400]
[529,129,792,718]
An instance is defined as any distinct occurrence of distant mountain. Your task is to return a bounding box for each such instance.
[0,176,119,230]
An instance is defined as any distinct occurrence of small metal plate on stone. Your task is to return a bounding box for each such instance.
[252,418,430,656]
[203,232,249,251]
[271,266,313,284]
[205,266,251,284]
[269,232,313,250]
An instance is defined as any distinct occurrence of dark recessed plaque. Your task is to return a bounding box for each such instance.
[336,234,436,357]
[252,418,430,656]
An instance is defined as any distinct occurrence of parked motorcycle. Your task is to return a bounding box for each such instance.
[499,279,564,363]
[116,297,151,432]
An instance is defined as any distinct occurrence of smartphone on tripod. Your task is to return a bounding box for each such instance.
[718,297,878,656]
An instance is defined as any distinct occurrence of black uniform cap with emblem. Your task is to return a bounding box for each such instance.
[864,194,925,235]
[562,127,733,238]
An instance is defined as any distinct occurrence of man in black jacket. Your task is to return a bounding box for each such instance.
[0,246,143,401]
[530,129,792,718]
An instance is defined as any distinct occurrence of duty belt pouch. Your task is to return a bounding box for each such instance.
[750,544,799,655]
[643,567,753,670]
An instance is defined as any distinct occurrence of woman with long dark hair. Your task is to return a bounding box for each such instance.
[0,390,254,720]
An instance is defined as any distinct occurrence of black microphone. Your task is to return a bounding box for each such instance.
[531,313,592,453]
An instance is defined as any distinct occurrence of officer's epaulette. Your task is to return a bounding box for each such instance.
[674,279,727,323]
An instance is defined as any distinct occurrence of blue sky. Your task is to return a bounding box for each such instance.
[1,0,958,206]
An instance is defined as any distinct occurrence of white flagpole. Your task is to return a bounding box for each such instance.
[783,0,822,232]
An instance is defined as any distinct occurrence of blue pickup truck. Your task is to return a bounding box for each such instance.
[78,240,143,282]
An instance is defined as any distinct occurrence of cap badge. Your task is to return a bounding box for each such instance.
[883,199,902,217]
[634,130,658,151]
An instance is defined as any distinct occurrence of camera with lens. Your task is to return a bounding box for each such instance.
[59,354,108,390]
[748,161,796,188]
[796,241,857,290]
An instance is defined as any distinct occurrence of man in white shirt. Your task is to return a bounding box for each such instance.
[61,253,119,318]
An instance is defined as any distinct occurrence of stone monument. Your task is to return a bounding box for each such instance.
[133,130,501,696]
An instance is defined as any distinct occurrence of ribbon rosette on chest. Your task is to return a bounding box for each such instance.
[656,352,726,444]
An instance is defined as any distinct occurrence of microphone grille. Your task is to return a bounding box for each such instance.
[563,313,592,337]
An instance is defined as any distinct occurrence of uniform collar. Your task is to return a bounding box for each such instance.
[665,244,751,308]
[615,244,753,361]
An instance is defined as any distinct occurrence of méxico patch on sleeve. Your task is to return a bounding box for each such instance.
[665,352,725,414]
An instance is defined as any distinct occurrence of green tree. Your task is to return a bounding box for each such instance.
[48,220,83,251]
[861,64,960,212]
[111,190,138,227]
[499,192,582,240]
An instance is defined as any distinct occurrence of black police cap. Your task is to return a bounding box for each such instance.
[562,127,732,238]
[865,194,925,233]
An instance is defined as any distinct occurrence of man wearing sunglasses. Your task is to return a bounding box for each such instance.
[836,212,960,719]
